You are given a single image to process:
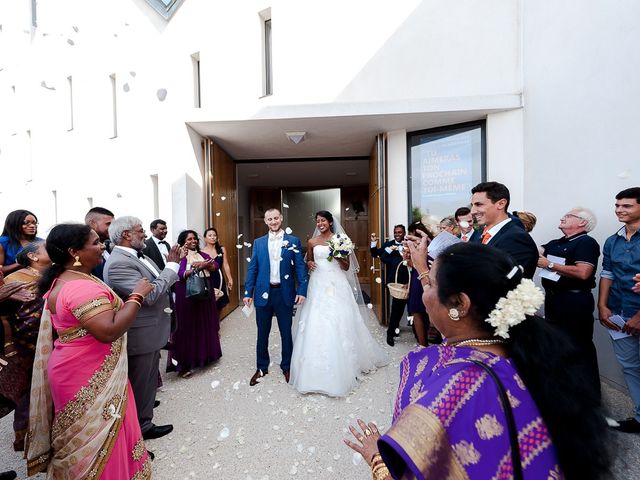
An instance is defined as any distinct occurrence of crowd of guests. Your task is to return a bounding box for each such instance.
[0,181,639,479]
[0,208,231,479]
[358,181,640,479]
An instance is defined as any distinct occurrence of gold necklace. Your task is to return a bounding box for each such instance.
[24,266,42,277]
[447,338,507,347]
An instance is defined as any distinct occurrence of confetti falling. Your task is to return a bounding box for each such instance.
[283,203,289,208]
[221,196,227,200]
[285,227,293,234]
[375,277,382,284]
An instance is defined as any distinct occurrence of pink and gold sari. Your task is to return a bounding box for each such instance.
[26,277,151,479]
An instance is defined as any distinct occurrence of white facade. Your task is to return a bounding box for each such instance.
[1,0,639,385]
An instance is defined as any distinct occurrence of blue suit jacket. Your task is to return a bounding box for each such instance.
[244,233,308,307]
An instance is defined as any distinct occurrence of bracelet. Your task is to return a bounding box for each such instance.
[128,293,144,301]
[4,342,14,348]
[5,351,17,358]
[125,299,142,308]
[372,464,390,480]
[416,271,429,280]
[370,452,382,464]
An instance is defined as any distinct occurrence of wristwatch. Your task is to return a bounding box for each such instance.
[547,262,555,271]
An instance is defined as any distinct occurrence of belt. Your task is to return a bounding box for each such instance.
[548,289,590,294]
[270,283,281,288]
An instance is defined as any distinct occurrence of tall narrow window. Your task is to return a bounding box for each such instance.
[31,0,37,28]
[109,74,117,138]
[151,174,159,218]
[67,76,74,131]
[191,52,201,108]
[259,9,272,97]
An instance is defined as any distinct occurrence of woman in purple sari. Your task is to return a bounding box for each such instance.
[167,230,222,378]
[346,240,610,480]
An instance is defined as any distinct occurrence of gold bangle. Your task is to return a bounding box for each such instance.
[370,452,382,464]
[417,271,429,280]
[372,465,389,480]
[125,299,142,308]
[128,293,144,301]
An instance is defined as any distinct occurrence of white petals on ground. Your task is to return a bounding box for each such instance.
[262,292,269,300]
[285,227,293,234]
[210,380,220,389]
[217,427,230,441]
[375,277,382,284]
[233,381,241,390]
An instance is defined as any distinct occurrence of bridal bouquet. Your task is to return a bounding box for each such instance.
[326,233,354,261]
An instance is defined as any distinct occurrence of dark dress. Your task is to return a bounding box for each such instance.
[214,249,229,310]
[167,252,222,373]
[407,268,426,315]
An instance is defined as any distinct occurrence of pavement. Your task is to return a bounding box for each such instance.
[1,307,639,479]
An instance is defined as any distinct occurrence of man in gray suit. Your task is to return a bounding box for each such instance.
[104,216,183,440]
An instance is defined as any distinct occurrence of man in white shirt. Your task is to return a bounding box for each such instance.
[244,208,308,386]
[454,206,474,242]
[470,182,539,278]
[143,219,171,270]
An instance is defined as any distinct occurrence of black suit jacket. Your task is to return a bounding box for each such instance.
[143,238,166,270]
[471,220,539,278]
[377,240,410,284]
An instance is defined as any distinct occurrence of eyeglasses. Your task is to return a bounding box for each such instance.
[561,214,584,221]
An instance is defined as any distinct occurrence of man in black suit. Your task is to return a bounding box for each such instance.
[143,219,171,269]
[470,182,539,278]
[371,224,409,346]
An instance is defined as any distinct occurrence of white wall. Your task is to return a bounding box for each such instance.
[522,0,640,387]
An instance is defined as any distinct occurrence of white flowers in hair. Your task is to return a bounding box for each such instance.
[485,278,544,338]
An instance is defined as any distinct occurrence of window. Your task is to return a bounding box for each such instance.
[259,9,272,96]
[407,121,485,224]
[142,0,186,20]
[191,52,201,108]
[109,74,117,138]
[31,0,37,28]
[67,76,74,131]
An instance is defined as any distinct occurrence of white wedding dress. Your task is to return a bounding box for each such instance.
[289,245,389,397]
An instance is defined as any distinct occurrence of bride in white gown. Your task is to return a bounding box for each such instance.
[289,210,389,397]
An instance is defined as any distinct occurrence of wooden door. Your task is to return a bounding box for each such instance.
[369,135,387,324]
[206,140,239,319]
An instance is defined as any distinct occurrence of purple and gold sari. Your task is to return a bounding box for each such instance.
[378,345,563,479]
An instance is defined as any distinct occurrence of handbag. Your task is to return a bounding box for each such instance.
[185,268,211,300]
[387,262,410,300]
[469,360,523,480]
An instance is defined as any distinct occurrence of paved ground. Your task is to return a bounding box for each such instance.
[1,308,639,479]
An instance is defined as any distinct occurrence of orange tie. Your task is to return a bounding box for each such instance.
[481,228,491,245]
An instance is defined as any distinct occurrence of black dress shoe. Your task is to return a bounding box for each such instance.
[0,471,17,480]
[142,424,173,440]
[386,335,395,347]
[154,400,160,409]
[613,418,640,433]
[249,369,267,386]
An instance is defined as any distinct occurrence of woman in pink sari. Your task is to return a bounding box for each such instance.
[26,224,154,479]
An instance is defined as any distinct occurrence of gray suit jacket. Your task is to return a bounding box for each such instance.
[103,247,178,356]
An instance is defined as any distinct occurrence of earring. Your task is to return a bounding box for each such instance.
[33,257,39,262]
[73,255,82,267]
[448,308,461,321]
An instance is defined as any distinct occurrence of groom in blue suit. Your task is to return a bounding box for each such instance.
[244,208,308,386]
